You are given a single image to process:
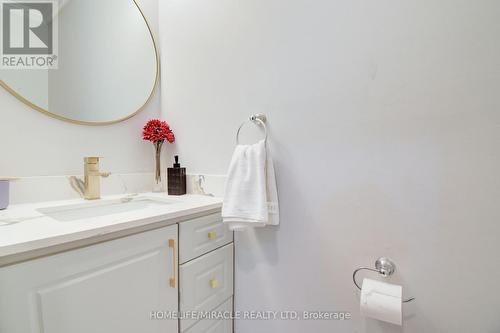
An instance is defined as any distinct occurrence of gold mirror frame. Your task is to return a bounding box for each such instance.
[0,0,159,126]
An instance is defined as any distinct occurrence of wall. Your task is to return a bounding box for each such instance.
[0,0,162,202]
[159,1,500,332]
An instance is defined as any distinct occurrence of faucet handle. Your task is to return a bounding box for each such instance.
[84,157,110,177]
[84,156,102,164]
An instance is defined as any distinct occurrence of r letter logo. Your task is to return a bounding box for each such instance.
[1,0,58,69]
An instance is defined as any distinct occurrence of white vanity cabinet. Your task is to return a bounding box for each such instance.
[0,211,234,333]
[0,224,179,333]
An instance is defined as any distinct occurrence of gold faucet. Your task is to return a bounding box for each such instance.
[68,157,111,200]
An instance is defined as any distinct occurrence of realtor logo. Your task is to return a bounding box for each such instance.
[1,0,58,69]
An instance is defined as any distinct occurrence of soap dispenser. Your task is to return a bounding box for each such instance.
[167,155,187,195]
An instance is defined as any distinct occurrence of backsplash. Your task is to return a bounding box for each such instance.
[10,173,154,204]
[185,174,226,198]
[10,173,226,204]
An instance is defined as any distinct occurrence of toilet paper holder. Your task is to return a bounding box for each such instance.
[353,257,415,303]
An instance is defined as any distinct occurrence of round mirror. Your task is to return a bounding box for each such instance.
[0,0,158,125]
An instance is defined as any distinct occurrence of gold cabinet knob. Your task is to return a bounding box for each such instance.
[209,278,219,289]
[208,231,217,240]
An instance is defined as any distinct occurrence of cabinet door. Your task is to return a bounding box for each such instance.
[0,225,179,333]
[180,244,233,331]
[183,298,233,333]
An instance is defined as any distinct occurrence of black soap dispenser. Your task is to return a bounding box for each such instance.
[167,155,186,195]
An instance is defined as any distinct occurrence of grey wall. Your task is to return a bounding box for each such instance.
[0,0,160,177]
[160,0,500,332]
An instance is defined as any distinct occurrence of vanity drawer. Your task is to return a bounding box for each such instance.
[180,214,233,263]
[180,244,233,331]
[183,298,233,333]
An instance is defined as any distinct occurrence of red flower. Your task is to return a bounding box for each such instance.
[142,119,175,143]
[165,131,175,143]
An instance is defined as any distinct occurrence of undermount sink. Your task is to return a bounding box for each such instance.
[37,196,178,222]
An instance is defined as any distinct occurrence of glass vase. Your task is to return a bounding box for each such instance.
[152,140,165,192]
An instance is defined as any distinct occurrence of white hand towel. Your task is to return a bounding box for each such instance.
[222,140,279,231]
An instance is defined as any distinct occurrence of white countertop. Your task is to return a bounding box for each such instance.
[0,193,222,266]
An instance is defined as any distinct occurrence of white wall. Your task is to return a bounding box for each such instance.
[160,1,500,332]
[0,0,160,178]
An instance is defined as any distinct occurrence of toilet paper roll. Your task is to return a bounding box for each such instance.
[360,278,402,326]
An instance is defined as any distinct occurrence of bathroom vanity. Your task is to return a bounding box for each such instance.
[0,194,233,333]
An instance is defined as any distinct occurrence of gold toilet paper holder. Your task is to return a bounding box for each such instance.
[353,257,415,303]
